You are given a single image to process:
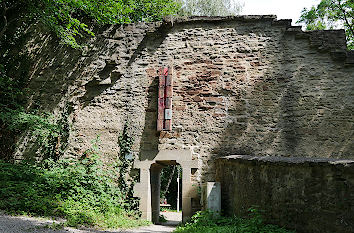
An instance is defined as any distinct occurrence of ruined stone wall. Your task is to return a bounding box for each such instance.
[17,16,354,181]
[216,155,354,233]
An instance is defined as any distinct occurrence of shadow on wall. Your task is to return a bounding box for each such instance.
[79,63,122,107]
[278,75,301,156]
[5,21,174,161]
[0,23,81,160]
[139,74,160,160]
[1,24,128,160]
[209,68,303,163]
[128,23,171,66]
[7,35,85,160]
[134,23,175,161]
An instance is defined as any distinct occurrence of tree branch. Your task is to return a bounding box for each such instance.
[337,0,354,44]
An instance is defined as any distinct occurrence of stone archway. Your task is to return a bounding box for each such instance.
[133,149,198,223]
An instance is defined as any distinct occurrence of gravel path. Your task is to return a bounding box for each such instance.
[0,212,181,233]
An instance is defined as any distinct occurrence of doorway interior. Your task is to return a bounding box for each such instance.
[150,161,182,225]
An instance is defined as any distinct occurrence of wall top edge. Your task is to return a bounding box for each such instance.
[218,155,354,166]
[162,15,289,24]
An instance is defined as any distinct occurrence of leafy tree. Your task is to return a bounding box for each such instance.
[178,0,243,16]
[0,0,181,48]
[297,0,354,49]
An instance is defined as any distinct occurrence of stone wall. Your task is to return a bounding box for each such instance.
[215,155,354,233]
[6,15,354,224]
[140,16,354,182]
[11,15,354,181]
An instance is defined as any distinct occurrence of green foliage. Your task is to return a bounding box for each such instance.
[0,139,149,228]
[117,123,138,211]
[0,64,24,110]
[297,0,354,49]
[174,209,295,233]
[0,0,181,48]
[118,123,135,163]
[178,0,243,16]
[0,109,65,157]
[0,62,69,160]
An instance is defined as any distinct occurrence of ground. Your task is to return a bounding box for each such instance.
[0,211,181,233]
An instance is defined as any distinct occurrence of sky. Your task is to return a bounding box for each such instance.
[239,0,320,25]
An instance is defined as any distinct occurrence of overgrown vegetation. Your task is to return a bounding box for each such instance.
[175,209,295,233]
[298,0,354,49]
[0,60,69,161]
[0,0,181,48]
[117,123,138,211]
[0,137,149,229]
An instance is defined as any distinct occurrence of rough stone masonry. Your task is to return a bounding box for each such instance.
[9,15,354,231]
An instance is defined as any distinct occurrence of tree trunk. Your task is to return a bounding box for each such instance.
[162,166,176,198]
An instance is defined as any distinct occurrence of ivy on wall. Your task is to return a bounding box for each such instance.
[117,123,139,211]
[0,48,70,161]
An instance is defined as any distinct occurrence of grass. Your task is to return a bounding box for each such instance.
[174,209,295,233]
[0,157,150,230]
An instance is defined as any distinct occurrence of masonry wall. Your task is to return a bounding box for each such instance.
[215,155,354,233]
[140,17,354,182]
[10,16,354,180]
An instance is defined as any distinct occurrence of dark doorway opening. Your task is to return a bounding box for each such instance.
[150,161,182,225]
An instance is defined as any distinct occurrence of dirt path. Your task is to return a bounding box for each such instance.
[160,211,182,227]
[0,212,181,233]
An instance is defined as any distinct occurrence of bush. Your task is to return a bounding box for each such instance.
[0,152,149,229]
[174,209,295,233]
